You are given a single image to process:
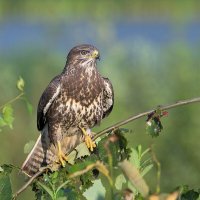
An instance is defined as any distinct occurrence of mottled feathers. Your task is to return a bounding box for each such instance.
[22,44,114,176]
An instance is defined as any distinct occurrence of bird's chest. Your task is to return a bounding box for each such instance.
[56,93,103,128]
[55,72,104,127]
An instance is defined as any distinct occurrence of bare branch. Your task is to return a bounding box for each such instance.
[94,97,200,140]
[13,167,48,199]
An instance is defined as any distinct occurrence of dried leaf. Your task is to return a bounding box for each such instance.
[119,159,149,197]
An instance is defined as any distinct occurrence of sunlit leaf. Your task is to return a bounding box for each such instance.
[0,116,6,129]
[140,164,153,177]
[0,166,3,172]
[67,150,77,165]
[129,147,140,169]
[141,148,150,158]
[83,180,105,199]
[17,76,25,91]
[2,105,14,129]
[115,174,126,190]
[75,142,90,159]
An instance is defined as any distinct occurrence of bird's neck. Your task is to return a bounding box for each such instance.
[62,60,98,77]
[61,62,103,105]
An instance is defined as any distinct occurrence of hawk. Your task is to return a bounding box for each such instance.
[21,44,114,177]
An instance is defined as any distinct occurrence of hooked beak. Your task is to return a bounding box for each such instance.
[92,50,100,60]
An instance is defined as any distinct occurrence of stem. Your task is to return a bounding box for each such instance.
[150,146,161,194]
[0,92,24,110]
[94,97,200,140]
[12,167,48,199]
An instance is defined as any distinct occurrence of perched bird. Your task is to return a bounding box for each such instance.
[21,44,114,177]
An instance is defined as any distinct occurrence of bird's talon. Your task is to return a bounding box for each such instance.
[57,141,68,167]
[85,135,96,152]
[80,127,96,152]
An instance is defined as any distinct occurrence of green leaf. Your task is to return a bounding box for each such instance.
[0,116,6,131]
[178,185,200,200]
[0,165,13,200]
[100,174,113,200]
[146,120,161,137]
[0,174,12,200]
[140,164,153,177]
[24,140,35,154]
[80,171,94,192]
[22,97,33,115]
[37,181,55,199]
[0,167,3,172]
[0,164,13,175]
[115,174,126,190]
[66,159,95,174]
[181,189,199,200]
[83,180,105,200]
[67,150,77,165]
[141,148,150,158]
[26,100,33,115]
[129,147,140,169]
[2,105,14,129]
[75,142,90,159]
[17,76,25,91]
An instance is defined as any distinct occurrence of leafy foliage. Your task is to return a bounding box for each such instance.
[0,77,32,132]
[27,130,153,200]
[0,105,14,130]
[0,165,13,200]
[178,185,200,200]
[146,108,168,137]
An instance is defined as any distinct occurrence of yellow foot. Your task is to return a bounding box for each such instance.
[57,141,68,167]
[80,128,96,152]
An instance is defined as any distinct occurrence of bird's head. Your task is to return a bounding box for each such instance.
[66,44,100,67]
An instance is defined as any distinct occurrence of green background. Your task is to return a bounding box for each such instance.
[0,1,200,199]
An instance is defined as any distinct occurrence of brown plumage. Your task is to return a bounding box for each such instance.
[21,44,114,177]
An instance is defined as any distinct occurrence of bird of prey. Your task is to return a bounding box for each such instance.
[21,44,114,177]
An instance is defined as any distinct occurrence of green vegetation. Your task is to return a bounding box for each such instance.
[0,1,200,199]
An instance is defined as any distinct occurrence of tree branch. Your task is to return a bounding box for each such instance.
[94,97,200,140]
[13,167,48,199]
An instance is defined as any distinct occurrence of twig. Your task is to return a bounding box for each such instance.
[94,97,200,139]
[0,92,24,110]
[13,167,48,199]
[150,145,161,194]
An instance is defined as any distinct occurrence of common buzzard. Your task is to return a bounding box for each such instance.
[22,44,114,177]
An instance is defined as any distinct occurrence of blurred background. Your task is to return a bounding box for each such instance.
[0,0,200,199]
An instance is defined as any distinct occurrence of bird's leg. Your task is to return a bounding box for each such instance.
[80,128,96,152]
[57,141,68,167]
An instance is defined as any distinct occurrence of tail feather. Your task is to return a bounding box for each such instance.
[21,126,84,177]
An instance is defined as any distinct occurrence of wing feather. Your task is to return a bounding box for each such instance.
[102,77,114,118]
[37,75,61,130]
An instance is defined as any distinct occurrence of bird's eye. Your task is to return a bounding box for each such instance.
[81,50,88,55]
